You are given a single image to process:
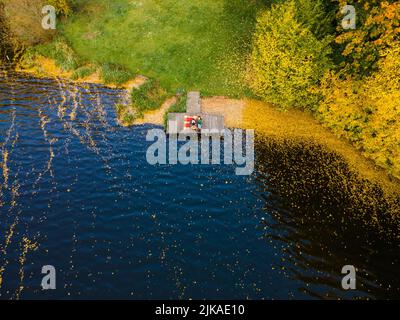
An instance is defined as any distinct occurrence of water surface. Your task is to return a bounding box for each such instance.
[0,69,399,299]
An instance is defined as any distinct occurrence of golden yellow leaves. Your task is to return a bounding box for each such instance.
[336,1,400,75]
[318,44,400,179]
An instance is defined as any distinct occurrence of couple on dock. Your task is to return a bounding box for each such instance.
[184,115,203,132]
[191,116,203,132]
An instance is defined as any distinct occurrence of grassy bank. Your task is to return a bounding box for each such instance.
[16,0,263,124]
[60,0,261,95]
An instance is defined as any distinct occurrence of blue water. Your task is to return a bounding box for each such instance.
[0,70,399,300]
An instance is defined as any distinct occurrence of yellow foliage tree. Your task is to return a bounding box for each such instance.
[336,0,400,76]
[318,44,400,178]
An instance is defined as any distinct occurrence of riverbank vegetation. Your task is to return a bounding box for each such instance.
[0,0,73,61]
[3,0,263,123]
[1,0,399,183]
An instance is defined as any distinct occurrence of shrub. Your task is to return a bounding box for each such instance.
[250,0,332,111]
[115,79,169,126]
[115,103,136,126]
[318,45,400,179]
[35,37,80,70]
[335,0,400,77]
[71,65,97,80]
[101,63,133,85]
[0,2,14,62]
[131,79,168,115]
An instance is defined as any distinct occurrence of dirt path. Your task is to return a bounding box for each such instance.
[201,97,245,128]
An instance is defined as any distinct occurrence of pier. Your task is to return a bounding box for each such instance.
[167,91,225,134]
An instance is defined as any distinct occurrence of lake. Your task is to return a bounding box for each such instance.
[0,68,399,299]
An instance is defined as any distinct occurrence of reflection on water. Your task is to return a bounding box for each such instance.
[255,139,400,299]
[0,68,399,299]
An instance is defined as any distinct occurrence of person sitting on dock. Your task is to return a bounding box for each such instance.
[191,117,197,131]
[197,116,203,131]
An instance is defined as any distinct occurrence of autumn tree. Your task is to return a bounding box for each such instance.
[250,0,333,110]
[335,0,400,76]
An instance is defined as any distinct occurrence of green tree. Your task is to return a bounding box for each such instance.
[250,0,333,110]
[295,0,336,38]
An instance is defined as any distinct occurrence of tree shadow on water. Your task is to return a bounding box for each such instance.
[254,136,400,299]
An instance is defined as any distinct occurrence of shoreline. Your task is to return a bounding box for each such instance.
[12,57,400,196]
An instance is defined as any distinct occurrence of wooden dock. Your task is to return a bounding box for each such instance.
[167,91,225,135]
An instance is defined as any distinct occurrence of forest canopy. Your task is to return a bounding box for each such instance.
[250,0,400,179]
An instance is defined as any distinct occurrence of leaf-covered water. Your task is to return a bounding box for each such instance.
[0,70,399,299]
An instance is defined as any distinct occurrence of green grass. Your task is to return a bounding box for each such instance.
[100,63,134,85]
[131,79,169,115]
[163,94,187,128]
[35,37,81,71]
[59,0,264,96]
[116,83,185,127]
[70,64,97,79]
[115,103,136,125]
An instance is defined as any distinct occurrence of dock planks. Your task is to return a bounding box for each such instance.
[167,91,225,135]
